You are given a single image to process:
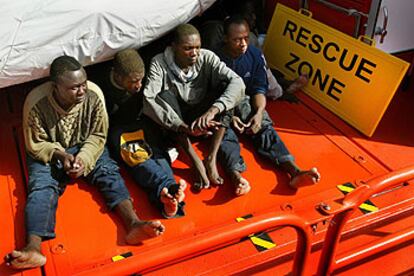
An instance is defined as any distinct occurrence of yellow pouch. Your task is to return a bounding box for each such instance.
[120,130,152,167]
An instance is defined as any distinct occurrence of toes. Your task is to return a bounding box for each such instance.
[235,178,251,196]
[161,187,170,197]
[178,179,187,190]
[310,167,321,182]
[148,220,165,235]
[193,181,204,191]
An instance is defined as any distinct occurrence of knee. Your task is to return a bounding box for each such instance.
[27,184,60,203]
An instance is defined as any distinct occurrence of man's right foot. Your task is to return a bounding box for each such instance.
[289,167,320,189]
[125,220,165,245]
[230,170,251,196]
[204,158,224,186]
[5,248,46,269]
[160,179,187,218]
[193,162,210,190]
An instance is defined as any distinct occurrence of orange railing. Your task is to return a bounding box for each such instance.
[76,212,312,276]
[317,165,414,275]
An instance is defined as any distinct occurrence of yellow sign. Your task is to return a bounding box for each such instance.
[263,4,409,136]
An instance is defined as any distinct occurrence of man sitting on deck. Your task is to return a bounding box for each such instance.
[215,16,321,189]
[5,56,164,269]
[143,24,246,192]
[91,48,186,219]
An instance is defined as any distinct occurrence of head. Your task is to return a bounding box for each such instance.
[50,55,87,109]
[227,0,257,30]
[223,16,250,58]
[113,49,145,94]
[171,24,201,69]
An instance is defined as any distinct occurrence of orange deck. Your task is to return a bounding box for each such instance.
[1,54,414,275]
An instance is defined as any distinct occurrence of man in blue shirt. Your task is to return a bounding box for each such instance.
[216,16,320,190]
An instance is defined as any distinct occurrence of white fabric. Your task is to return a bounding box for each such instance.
[0,0,216,88]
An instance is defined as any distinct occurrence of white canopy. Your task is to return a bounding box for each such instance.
[0,0,216,88]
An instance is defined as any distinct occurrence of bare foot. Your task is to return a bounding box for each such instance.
[125,220,165,245]
[175,179,187,203]
[160,187,178,218]
[5,248,46,269]
[193,159,210,190]
[286,74,309,94]
[161,180,187,218]
[289,167,320,189]
[230,170,251,196]
[204,157,224,186]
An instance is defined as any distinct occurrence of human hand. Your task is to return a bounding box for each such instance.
[53,150,75,172]
[246,112,263,135]
[67,156,85,179]
[232,116,250,133]
[190,107,221,133]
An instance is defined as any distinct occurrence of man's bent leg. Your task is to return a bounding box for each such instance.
[176,132,210,190]
[204,126,225,185]
[129,154,185,218]
[6,155,64,269]
[219,128,250,196]
[87,147,165,243]
[253,125,320,188]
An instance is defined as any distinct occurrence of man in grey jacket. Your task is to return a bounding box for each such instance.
[143,23,246,192]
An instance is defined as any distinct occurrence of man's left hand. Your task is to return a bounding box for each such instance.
[67,156,85,179]
[191,106,221,132]
[246,112,263,135]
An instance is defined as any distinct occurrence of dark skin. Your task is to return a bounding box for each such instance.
[113,70,144,94]
[5,68,165,270]
[223,22,263,135]
[223,21,321,189]
[172,32,225,187]
[172,33,222,135]
[52,69,88,178]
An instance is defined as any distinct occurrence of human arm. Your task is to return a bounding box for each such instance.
[142,57,186,132]
[76,82,108,175]
[22,84,66,164]
[206,50,245,113]
[247,93,266,134]
[190,106,222,134]
[232,116,251,133]
[246,49,268,134]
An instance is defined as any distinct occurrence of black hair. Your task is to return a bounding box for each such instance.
[113,49,145,76]
[50,55,82,82]
[172,24,200,44]
[223,15,249,35]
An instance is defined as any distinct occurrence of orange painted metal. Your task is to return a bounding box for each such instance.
[1,50,414,276]
[317,165,414,275]
[76,212,311,276]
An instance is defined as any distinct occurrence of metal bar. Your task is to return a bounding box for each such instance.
[317,165,414,275]
[300,0,309,10]
[335,225,414,269]
[365,0,382,38]
[75,212,312,276]
[315,0,368,38]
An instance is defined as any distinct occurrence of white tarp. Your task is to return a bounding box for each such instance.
[0,0,216,88]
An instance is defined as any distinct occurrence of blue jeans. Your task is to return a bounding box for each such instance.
[128,149,185,218]
[108,121,185,218]
[220,98,294,172]
[25,146,130,240]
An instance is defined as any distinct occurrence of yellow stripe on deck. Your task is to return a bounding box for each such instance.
[250,236,277,250]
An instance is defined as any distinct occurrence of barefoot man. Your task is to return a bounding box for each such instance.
[91,49,187,219]
[215,16,320,190]
[5,56,164,269]
[143,24,245,191]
